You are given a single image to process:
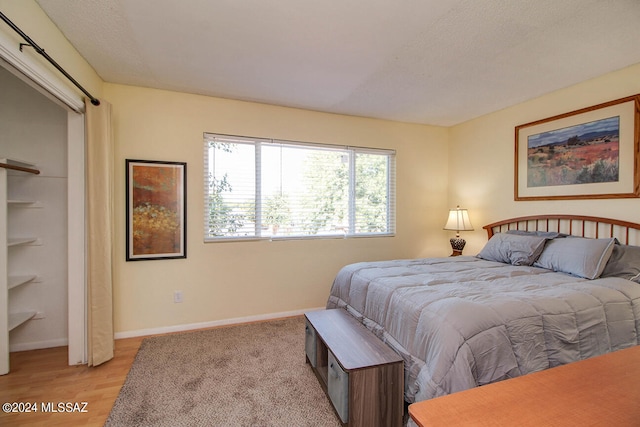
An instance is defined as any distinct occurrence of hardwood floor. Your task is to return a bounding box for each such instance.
[0,337,143,426]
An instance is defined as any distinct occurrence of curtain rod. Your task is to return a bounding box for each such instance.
[0,11,100,106]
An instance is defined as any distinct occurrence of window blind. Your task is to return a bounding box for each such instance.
[204,133,395,241]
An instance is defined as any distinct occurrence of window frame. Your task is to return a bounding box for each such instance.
[203,133,396,242]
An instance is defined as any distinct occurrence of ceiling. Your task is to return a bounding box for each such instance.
[36,0,640,126]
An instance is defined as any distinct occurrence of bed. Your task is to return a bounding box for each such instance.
[326,215,640,404]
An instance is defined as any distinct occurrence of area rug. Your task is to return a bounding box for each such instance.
[105,316,340,426]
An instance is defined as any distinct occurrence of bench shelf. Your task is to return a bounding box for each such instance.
[305,309,403,427]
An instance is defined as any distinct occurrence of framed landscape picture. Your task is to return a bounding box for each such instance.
[126,159,187,261]
[515,94,640,201]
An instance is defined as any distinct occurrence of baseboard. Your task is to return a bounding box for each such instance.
[10,337,69,352]
[114,306,326,340]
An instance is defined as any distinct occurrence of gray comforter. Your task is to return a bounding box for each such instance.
[326,256,640,403]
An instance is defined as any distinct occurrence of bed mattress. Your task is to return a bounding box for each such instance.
[326,256,640,403]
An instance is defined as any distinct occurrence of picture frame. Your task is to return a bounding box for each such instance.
[126,159,187,261]
[515,94,640,201]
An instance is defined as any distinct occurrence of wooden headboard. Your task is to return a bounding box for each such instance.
[483,215,640,245]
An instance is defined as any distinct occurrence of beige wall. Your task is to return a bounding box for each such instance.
[449,63,640,255]
[105,83,450,334]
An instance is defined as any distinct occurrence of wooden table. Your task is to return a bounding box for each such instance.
[409,345,640,427]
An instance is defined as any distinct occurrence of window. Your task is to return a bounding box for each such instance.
[204,133,395,241]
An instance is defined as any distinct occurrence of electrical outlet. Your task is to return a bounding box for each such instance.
[173,291,183,303]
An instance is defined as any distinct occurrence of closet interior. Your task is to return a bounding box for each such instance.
[0,64,70,374]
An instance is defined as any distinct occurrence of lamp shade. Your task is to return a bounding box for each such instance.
[443,206,474,232]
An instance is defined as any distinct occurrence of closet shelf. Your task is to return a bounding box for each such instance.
[8,200,41,207]
[7,237,38,247]
[8,275,37,290]
[8,311,37,331]
[2,156,41,374]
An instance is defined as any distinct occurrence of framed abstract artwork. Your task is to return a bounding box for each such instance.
[515,94,640,201]
[126,159,187,261]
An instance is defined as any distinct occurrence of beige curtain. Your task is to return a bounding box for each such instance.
[85,98,115,366]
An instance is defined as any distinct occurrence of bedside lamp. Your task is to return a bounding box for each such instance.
[444,206,474,256]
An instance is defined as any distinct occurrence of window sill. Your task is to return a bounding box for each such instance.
[204,233,395,243]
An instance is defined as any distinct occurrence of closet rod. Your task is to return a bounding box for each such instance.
[0,162,40,175]
[0,11,100,106]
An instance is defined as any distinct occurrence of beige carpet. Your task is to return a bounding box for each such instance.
[105,316,340,426]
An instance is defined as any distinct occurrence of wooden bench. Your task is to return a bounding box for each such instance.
[304,309,403,427]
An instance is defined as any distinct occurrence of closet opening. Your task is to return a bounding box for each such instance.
[0,58,86,374]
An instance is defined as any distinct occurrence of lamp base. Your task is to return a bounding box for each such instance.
[449,237,466,257]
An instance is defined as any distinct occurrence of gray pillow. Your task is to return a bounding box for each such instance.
[477,233,547,266]
[534,237,615,279]
[600,243,640,282]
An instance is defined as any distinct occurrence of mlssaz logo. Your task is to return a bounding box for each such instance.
[41,402,89,413]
